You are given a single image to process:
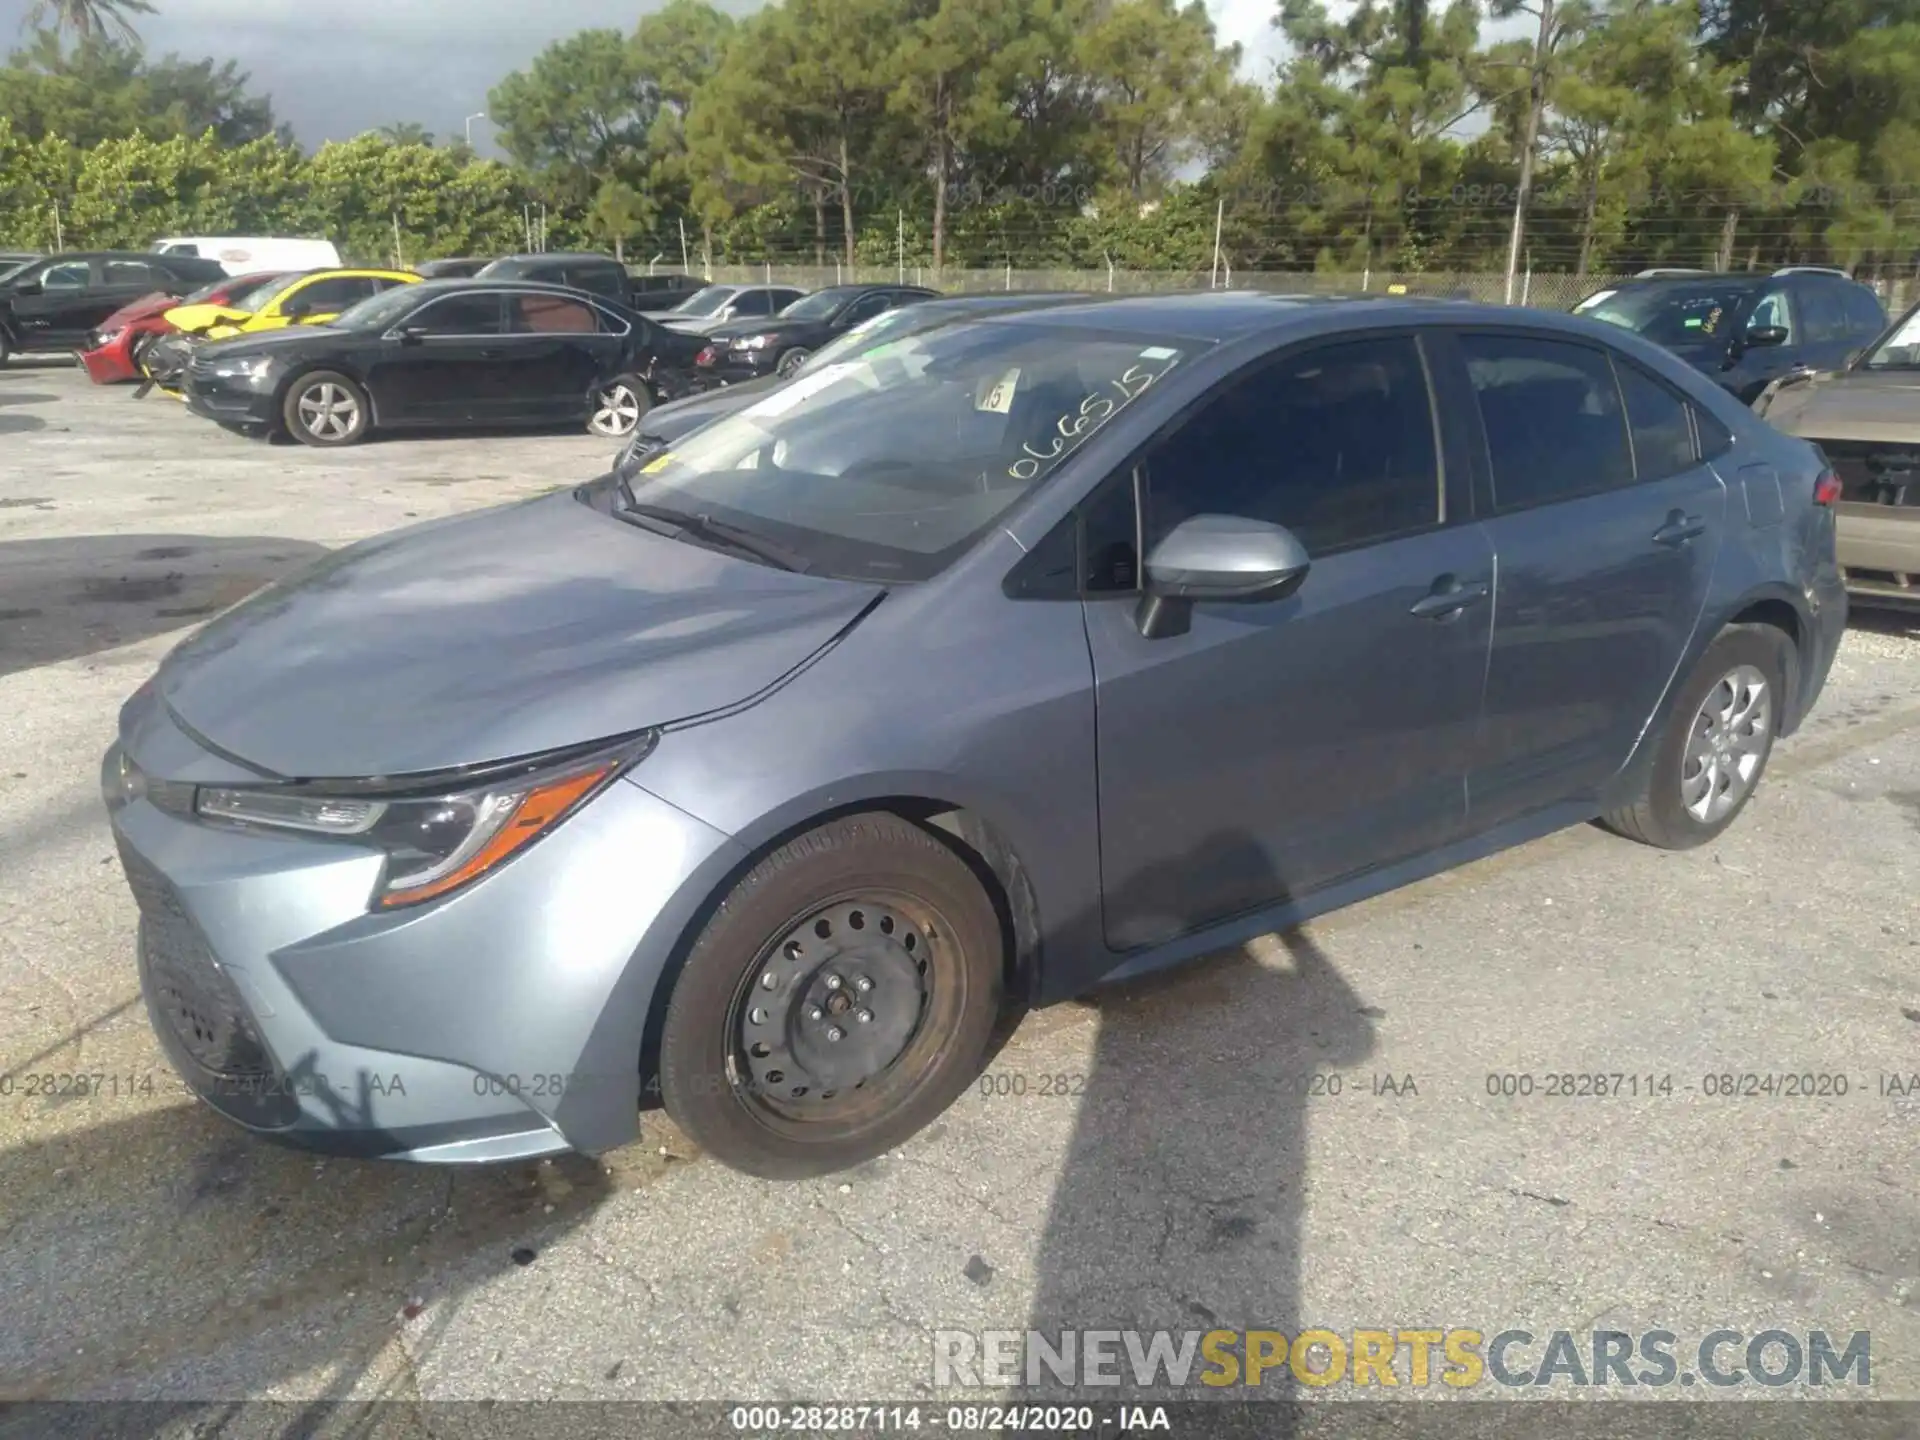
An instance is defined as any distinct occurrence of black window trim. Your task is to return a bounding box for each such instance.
[1004,325,1455,601]
[401,289,510,338]
[1604,351,1705,484]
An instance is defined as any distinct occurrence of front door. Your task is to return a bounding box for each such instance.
[1443,331,1727,827]
[1085,333,1494,952]
[10,258,101,348]
[365,291,508,424]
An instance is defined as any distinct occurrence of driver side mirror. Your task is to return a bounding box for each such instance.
[1134,514,1312,640]
[395,324,430,343]
[1743,324,1789,349]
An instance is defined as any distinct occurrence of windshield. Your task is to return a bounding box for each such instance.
[796,305,949,374]
[330,286,425,332]
[669,286,737,317]
[622,321,1197,581]
[777,288,861,322]
[228,270,312,313]
[1575,285,1752,347]
[1860,305,1920,369]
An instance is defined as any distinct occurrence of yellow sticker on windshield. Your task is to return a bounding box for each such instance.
[978,367,1021,414]
[640,453,673,474]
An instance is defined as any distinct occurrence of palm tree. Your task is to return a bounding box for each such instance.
[22,0,156,46]
[376,122,436,146]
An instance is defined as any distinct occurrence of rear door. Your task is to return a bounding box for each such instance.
[502,290,616,419]
[1440,330,1728,826]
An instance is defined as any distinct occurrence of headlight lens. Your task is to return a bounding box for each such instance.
[193,733,654,908]
[211,354,273,381]
[733,334,773,351]
[95,326,125,348]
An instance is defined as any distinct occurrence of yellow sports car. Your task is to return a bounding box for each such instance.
[163,268,419,340]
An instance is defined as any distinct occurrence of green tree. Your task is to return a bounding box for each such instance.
[21,0,153,48]
[1078,0,1242,198]
[633,0,737,260]
[488,28,659,209]
[375,122,435,146]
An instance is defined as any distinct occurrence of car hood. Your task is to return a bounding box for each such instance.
[704,315,830,344]
[194,324,347,359]
[154,489,884,779]
[164,301,258,334]
[1758,369,1920,442]
[101,292,179,329]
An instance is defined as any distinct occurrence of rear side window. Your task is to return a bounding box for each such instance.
[292,276,376,312]
[1613,360,1698,481]
[732,290,774,316]
[564,266,624,298]
[1144,335,1441,555]
[103,260,164,287]
[1798,283,1849,345]
[1461,333,1633,511]
[511,293,598,333]
[1843,285,1888,337]
[1694,407,1734,460]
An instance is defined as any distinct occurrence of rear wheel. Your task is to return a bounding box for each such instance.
[588,375,650,438]
[659,813,1004,1179]
[0,328,12,367]
[282,370,369,447]
[1602,625,1790,849]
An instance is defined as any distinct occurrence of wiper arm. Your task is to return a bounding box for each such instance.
[619,500,809,573]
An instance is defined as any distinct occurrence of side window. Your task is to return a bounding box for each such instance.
[1460,333,1634,510]
[41,261,92,290]
[1798,283,1848,344]
[565,266,623,298]
[162,243,200,256]
[773,290,803,311]
[841,293,893,327]
[1694,407,1734,461]
[510,293,598,334]
[731,290,773,317]
[289,277,375,313]
[1745,288,1794,340]
[372,277,412,293]
[103,260,164,288]
[1144,335,1441,556]
[1613,360,1698,481]
[1082,470,1140,594]
[1843,285,1888,338]
[415,293,503,335]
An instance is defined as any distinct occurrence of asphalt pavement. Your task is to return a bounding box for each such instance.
[1,360,1917,1424]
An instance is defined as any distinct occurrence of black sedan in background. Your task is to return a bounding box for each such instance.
[694,283,939,381]
[616,291,1103,470]
[181,280,695,447]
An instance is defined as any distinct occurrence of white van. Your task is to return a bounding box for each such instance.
[149,237,343,276]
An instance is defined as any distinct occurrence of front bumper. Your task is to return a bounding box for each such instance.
[1835,501,1920,608]
[104,694,743,1162]
[695,354,776,384]
[183,372,278,428]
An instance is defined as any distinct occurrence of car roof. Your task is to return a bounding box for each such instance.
[393,278,626,301]
[487,252,620,266]
[971,289,1671,345]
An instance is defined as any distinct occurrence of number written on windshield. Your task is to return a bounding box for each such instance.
[1008,358,1178,481]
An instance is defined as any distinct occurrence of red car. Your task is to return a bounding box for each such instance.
[79,270,287,384]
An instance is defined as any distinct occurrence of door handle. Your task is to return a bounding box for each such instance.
[1652,510,1707,547]
[1409,578,1490,619]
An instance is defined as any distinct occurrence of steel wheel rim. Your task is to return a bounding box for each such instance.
[728,894,944,1128]
[591,384,642,436]
[776,349,808,378]
[1681,663,1770,823]
[296,382,358,440]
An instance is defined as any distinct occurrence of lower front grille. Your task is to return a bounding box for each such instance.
[120,843,274,1080]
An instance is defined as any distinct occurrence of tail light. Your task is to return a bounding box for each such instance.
[1813,467,1843,506]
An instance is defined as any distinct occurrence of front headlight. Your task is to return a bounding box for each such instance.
[95,326,125,348]
[211,354,273,381]
[732,334,774,351]
[193,733,655,908]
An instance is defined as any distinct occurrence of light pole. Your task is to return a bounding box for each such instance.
[465,113,488,149]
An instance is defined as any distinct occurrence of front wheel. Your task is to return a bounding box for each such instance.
[282,371,370,447]
[128,332,156,376]
[659,814,1004,1179]
[588,375,651,438]
[1602,625,1790,849]
[774,346,811,379]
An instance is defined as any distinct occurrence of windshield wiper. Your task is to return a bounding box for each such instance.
[617,499,810,573]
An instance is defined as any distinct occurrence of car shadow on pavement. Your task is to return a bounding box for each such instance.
[0,536,328,678]
[1021,832,1376,1434]
[0,1093,615,1416]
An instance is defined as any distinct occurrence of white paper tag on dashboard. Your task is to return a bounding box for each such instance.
[978,367,1022,414]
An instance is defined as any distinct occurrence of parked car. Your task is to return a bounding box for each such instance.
[1572,267,1887,404]
[0,251,227,364]
[616,291,1103,471]
[656,284,806,336]
[0,252,41,283]
[163,268,421,341]
[150,236,343,276]
[475,254,706,313]
[1754,297,1920,609]
[694,283,941,381]
[413,257,492,279]
[80,271,288,385]
[179,279,693,447]
[104,293,1844,1177]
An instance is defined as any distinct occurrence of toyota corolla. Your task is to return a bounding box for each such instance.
[104,293,1845,1178]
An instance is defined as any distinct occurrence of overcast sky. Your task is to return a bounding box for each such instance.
[0,0,1299,152]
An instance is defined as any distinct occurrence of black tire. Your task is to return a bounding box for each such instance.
[281,370,370,447]
[659,813,1004,1179]
[587,373,651,438]
[128,332,156,376]
[0,327,12,367]
[1602,624,1791,850]
[774,346,811,379]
